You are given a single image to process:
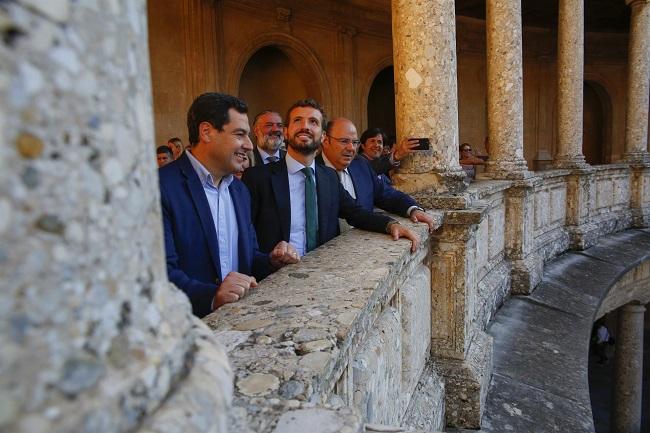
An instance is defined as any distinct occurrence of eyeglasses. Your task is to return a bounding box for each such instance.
[327,135,360,147]
[461,148,472,152]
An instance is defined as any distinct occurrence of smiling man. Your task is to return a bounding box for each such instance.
[243,99,419,258]
[319,118,434,230]
[251,110,286,166]
[159,93,299,317]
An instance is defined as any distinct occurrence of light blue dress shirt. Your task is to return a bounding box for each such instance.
[258,148,281,164]
[186,151,239,280]
[285,154,317,257]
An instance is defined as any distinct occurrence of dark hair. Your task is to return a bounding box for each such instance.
[187,92,248,146]
[285,98,327,129]
[460,142,472,151]
[156,145,173,157]
[359,127,387,154]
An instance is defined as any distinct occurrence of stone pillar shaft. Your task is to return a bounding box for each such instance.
[554,0,588,168]
[484,0,530,179]
[624,0,650,163]
[391,0,466,195]
[611,302,645,433]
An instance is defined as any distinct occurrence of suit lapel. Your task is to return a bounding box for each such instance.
[180,155,222,279]
[270,162,291,241]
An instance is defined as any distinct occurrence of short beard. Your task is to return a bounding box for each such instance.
[288,136,321,156]
[259,135,283,153]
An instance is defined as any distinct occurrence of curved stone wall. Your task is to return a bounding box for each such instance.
[0,3,231,433]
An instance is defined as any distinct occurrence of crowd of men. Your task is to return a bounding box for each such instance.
[158,92,435,317]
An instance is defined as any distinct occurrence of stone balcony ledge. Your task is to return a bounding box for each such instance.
[203,212,443,432]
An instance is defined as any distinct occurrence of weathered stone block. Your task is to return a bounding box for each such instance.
[435,331,493,429]
[401,361,445,432]
[399,264,431,413]
[352,307,402,425]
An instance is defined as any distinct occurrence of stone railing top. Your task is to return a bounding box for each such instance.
[467,179,513,200]
[589,163,631,173]
[534,168,572,180]
[203,213,441,432]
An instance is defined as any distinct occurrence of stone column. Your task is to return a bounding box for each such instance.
[554,0,589,168]
[391,0,467,199]
[0,2,231,433]
[611,302,645,433]
[483,0,531,179]
[624,0,650,163]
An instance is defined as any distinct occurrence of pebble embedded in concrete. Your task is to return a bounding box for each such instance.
[237,373,280,396]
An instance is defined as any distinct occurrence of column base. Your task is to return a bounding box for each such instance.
[552,155,590,169]
[392,169,469,209]
[434,331,493,429]
[478,159,532,180]
[510,255,543,295]
[623,151,650,164]
[567,211,634,250]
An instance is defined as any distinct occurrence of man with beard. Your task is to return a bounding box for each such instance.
[318,118,434,230]
[251,110,286,166]
[242,98,418,257]
[159,93,299,317]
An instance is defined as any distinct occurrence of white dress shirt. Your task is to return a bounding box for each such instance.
[286,154,317,257]
[186,151,239,280]
[321,153,356,199]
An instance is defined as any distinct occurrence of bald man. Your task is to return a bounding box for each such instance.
[318,118,434,230]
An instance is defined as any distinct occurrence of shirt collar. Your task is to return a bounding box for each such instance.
[186,151,234,188]
[285,152,316,175]
[257,147,280,161]
[321,153,349,174]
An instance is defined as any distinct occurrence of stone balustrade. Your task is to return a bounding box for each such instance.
[204,214,445,433]
[203,164,649,432]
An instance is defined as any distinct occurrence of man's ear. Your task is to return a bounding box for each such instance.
[199,121,212,142]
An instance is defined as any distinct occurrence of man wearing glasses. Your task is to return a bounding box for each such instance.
[243,99,419,257]
[319,118,434,230]
[251,110,286,166]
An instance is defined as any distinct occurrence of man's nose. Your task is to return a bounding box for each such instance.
[243,135,253,150]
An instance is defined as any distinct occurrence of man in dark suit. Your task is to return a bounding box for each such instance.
[251,110,287,166]
[242,99,418,257]
[319,118,434,230]
[359,127,419,178]
[159,93,299,317]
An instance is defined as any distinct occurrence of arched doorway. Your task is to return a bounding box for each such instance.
[367,66,396,138]
[239,46,313,121]
[583,81,608,165]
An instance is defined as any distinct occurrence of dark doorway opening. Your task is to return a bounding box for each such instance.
[367,66,396,138]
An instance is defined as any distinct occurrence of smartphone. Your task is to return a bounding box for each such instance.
[414,138,430,151]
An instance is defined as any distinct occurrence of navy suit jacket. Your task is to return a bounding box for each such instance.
[159,153,270,317]
[318,155,417,216]
[242,159,394,254]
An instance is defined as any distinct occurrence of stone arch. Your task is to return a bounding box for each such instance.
[583,75,614,164]
[228,33,331,116]
[360,56,394,134]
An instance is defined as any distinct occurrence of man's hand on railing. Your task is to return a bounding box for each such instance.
[269,240,301,270]
[387,222,419,253]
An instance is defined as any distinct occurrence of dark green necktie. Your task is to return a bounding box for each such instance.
[301,167,318,252]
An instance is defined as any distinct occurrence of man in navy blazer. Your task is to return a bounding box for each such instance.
[242,99,419,257]
[319,118,434,230]
[159,93,299,317]
[251,110,287,167]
